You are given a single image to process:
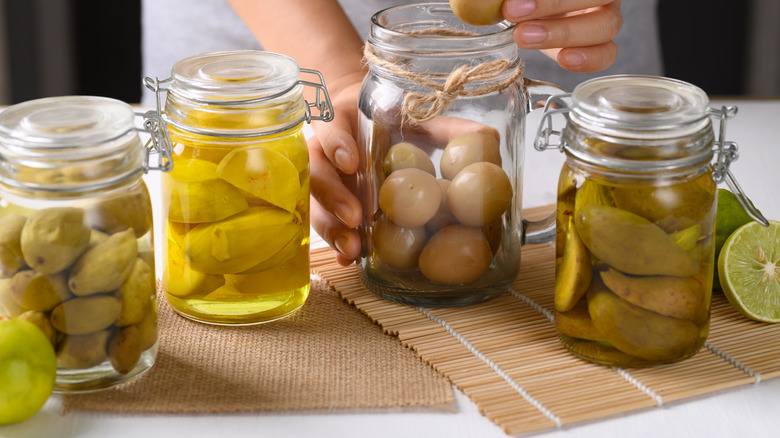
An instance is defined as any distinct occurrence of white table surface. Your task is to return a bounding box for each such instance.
[5,99,780,438]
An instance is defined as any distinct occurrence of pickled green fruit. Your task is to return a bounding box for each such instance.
[217,146,301,213]
[88,229,109,249]
[21,207,91,274]
[587,283,700,361]
[0,278,26,317]
[449,0,504,26]
[555,298,605,342]
[115,258,154,327]
[575,205,698,277]
[0,214,27,278]
[164,176,249,224]
[9,271,71,312]
[163,238,225,298]
[135,304,158,351]
[555,218,592,312]
[185,206,302,274]
[68,228,138,296]
[240,226,304,274]
[85,186,153,238]
[107,325,142,375]
[599,268,704,320]
[50,295,122,335]
[382,142,435,177]
[447,162,512,227]
[670,223,702,252]
[373,215,427,270]
[17,310,57,347]
[56,330,111,369]
[610,178,715,232]
[440,132,502,181]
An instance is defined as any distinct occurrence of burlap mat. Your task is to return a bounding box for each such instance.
[63,276,453,413]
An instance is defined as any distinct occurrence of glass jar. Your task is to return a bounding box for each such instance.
[357,3,558,307]
[0,96,169,392]
[146,50,333,325]
[534,75,766,367]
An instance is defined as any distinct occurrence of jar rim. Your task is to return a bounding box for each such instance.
[368,2,515,53]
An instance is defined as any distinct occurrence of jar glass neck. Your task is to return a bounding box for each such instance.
[367,3,518,78]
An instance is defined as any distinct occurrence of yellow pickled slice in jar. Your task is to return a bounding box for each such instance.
[163,236,225,299]
[555,217,592,312]
[225,243,309,295]
[184,206,302,274]
[169,157,220,183]
[259,131,309,174]
[217,146,301,213]
[163,174,249,224]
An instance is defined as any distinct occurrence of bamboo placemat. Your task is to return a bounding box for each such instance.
[311,206,780,436]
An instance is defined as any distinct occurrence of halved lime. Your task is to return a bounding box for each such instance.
[718,220,780,323]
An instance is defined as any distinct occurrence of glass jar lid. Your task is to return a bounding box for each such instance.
[569,75,710,138]
[168,50,301,103]
[0,95,135,149]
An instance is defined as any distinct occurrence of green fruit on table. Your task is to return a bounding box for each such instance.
[0,315,57,424]
[713,188,755,290]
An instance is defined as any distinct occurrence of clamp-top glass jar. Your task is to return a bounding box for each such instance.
[357,3,558,307]
[146,50,333,325]
[535,75,766,367]
[0,96,169,392]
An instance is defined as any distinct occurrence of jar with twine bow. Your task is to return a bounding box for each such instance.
[356,3,561,308]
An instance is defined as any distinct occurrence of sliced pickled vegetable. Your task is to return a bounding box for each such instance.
[599,268,704,320]
[575,204,698,277]
[555,217,592,312]
[163,237,225,298]
[164,175,249,224]
[185,206,302,274]
[217,146,300,213]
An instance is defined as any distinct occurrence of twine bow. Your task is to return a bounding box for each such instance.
[363,41,523,124]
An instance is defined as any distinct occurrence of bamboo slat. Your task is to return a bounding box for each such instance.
[311,206,780,435]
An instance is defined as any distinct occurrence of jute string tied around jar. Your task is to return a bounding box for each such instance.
[363,30,523,125]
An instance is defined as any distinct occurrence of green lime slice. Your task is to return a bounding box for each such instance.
[718,220,780,323]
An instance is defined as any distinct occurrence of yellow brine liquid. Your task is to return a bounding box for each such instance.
[554,160,715,367]
[161,122,310,325]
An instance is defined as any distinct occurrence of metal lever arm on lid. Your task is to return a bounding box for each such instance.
[710,105,768,227]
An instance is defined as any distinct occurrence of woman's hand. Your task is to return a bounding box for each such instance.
[503,0,623,72]
[308,79,364,266]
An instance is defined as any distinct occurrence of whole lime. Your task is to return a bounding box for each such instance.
[713,188,754,290]
[0,316,57,424]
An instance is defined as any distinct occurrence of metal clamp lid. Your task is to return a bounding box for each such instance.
[143,69,334,139]
[137,77,173,173]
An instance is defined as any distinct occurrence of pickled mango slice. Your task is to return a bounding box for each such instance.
[600,268,705,320]
[555,217,592,312]
[225,243,309,295]
[0,214,27,278]
[164,175,249,224]
[163,237,225,298]
[239,227,304,274]
[574,179,613,218]
[217,147,301,213]
[587,283,700,361]
[169,157,219,182]
[575,204,698,277]
[185,206,302,274]
[258,132,309,173]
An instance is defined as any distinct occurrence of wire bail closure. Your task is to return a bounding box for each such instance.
[137,76,173,173]
[142,70,334,139]
[709,105,768,226]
